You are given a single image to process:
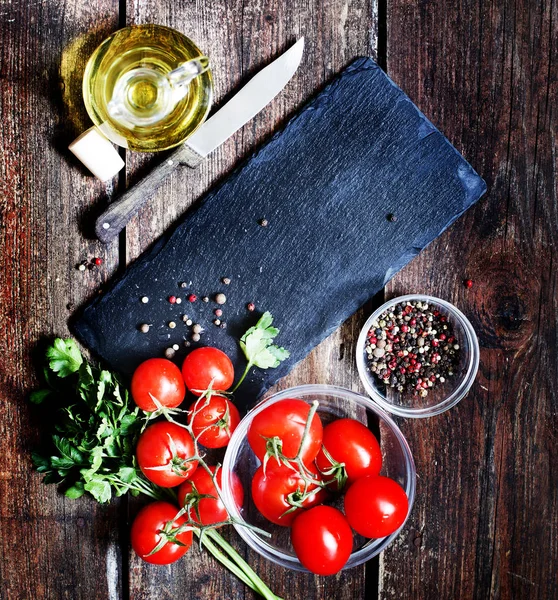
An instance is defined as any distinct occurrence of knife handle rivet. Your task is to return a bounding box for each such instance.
[102,222,110,230]
[168,159,174,166]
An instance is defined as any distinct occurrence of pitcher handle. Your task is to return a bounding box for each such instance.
[167,56,210,89]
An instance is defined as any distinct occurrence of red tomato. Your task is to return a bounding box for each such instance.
[131,501,192,565]
[177,466,244,526]
[188,395,241,448]
[291,505,353,575]
[181,347,234,395]
[247,399,323,465]
[344,475,409,538]
[136,421,198,487]
[131,358,185,412]
[251,461,327,526]
[315,418,382,490]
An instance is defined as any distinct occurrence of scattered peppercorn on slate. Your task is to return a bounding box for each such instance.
[73,57,486,409]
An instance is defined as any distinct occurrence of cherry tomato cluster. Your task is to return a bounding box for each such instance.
[247,399,409,575]
[128,348,242,565]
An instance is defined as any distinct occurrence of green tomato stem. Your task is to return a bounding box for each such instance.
[294,400,319,461]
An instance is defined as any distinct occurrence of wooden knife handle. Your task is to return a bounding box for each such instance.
[95,144,204,244]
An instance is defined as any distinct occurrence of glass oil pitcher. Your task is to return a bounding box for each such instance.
[82,24,213,153]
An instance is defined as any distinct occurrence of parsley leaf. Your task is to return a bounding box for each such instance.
[46,339,83,377]
[30,389,51,404]
[233,312,290,391]
[65,482,85,499]
[84,478,112,504]
[267,345,290,362]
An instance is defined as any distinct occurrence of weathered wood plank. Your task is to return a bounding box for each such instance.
[9,1,555,599]
[381,0,558,599]
[0,2,123,599]
[124,1,377,598]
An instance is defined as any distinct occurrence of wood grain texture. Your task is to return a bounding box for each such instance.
[0,2,126,600]
[381,0,558,599]
[123,1,377,599]
[3,1,556,599]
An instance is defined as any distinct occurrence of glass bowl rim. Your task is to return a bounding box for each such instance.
[221,383,417,572]
[356,294,480,418]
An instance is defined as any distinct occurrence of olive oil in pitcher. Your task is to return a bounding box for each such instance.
[82,24,213,152]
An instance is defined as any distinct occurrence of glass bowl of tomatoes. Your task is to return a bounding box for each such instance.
[356,294,480,418]
[221,384,416,573]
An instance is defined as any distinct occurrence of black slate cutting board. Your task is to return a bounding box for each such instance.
[74,57,487,409]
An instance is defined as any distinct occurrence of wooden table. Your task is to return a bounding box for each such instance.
[1,1,556,598]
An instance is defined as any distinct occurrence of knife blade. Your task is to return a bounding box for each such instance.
[95,38,305,244]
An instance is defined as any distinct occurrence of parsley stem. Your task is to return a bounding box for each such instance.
[168,480,278,599]
[195,531,255,590]
[230,361,252,393]
[127,475,176,502]
[204,529,283,600]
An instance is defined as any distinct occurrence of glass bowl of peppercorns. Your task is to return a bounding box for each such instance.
[356,295,479,418]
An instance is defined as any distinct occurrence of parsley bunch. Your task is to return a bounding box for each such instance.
[31,339,158,503]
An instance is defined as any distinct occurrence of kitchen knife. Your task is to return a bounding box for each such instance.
[95,37,305,244]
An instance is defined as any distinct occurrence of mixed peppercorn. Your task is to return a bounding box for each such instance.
[76,257,103,271]
[364,300,461,398]
[135,278,257,357]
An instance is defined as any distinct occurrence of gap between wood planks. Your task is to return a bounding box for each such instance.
[116,4,130,600]
[365,0,386,594]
